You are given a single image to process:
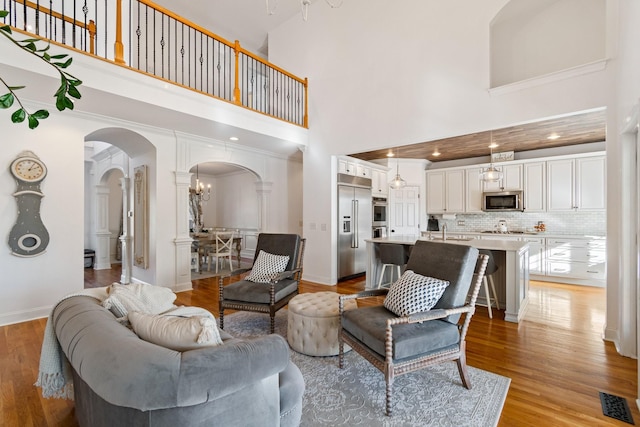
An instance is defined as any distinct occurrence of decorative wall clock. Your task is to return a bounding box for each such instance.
[8,150,50,257]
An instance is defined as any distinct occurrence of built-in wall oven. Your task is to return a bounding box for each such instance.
[372,197,388,238]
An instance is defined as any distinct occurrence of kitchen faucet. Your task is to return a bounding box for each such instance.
[442,223,447,240]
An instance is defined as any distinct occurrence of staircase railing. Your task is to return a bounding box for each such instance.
[1,0,308,128]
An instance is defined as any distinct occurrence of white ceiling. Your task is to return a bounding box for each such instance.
[152,0,315,56]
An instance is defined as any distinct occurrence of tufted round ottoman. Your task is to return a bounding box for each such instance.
[287,292,358,357]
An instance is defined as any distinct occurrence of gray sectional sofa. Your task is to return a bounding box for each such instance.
[52,296,304,427]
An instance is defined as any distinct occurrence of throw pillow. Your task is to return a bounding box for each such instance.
[383,270,450,316]
[102,283,177,320]
[129,311,223,351]
[245,250,290,283]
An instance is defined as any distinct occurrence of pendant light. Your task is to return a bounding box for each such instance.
[389,148,406,189]
[480,132,503,183]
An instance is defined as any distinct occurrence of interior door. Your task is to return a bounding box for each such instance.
[389,186,420,236]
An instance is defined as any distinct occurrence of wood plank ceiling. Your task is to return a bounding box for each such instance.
[349,109,606,163]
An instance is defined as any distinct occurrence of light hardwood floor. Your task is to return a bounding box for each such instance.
[0,266,637,426]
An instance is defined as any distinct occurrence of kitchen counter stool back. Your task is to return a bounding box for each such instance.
[376,243,408,289]
[476,249,500,318]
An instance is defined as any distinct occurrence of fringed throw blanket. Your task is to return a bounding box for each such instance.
[35,287,109,399]
[35,283,179,399]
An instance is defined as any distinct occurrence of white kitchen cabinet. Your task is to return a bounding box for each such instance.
[547,156,605,211]
[426,169,465,214]
[483,164,522,192]
[338,158,357,176]
[371,169,388,196]
[545,237,606,283]
[523,162,546,212]
[465,168,484,213]
[522,236,545,275]
[576,156,606,210]
[356,164,371,178]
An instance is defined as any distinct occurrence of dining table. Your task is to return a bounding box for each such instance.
[191,232,243,272]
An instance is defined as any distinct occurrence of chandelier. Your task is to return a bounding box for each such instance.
[266,0,344,22]
[191,164,211,201]
[480,132,504,182]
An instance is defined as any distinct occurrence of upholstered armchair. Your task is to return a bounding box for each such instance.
[219,233,305,333]
[339,240,488,416]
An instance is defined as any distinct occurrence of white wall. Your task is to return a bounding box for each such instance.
[491,0,607,86]
[268,0,614,285]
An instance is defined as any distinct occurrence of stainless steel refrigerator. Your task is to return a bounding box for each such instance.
[338,174,372,280]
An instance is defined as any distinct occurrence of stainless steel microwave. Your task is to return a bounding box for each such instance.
[482,191,524,212]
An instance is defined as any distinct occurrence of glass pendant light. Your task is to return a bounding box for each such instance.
[480,132,503,182]
[389,148,407,189]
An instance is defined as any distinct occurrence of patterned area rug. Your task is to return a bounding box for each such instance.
[223,310,510,427]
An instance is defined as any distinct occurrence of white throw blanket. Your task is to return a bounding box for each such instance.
[35,287,109,399]
[35,283,180,399]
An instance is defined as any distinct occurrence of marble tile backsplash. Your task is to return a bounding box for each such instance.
[435,210,606,236]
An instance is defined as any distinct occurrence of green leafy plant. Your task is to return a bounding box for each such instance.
[0,10,82,129]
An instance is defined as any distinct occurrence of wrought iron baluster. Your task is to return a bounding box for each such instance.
[136,0,140,70]
[22,0,26,31]
[35,0,39,35]
[180,22,185,85]
[160,12,165,79]
[144,5,148,72]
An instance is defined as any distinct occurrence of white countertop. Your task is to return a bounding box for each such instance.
[366,236,528,252]
[440,231,606,239]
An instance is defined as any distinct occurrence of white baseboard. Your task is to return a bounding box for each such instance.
[0,306,50,327]
[301,273,335,286]
[173,282,194,292]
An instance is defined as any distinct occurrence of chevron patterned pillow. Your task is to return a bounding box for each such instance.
[383,270,449,316]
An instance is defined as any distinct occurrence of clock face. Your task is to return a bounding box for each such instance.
[11,157,47,182]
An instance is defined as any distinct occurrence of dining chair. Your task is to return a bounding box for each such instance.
[206,231,235,273]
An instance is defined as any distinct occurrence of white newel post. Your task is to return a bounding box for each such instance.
[94,185,112,270]
[255,181,273,231]
[120,177,133,284]
[174,171,194,291]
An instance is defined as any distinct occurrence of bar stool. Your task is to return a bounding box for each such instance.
[377,244,408,289]
[476,249,500,318]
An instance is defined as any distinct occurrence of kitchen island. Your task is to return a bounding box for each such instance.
[366,236,530,323]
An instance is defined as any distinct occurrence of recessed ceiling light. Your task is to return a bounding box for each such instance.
[230,137,239,141]
[547,133,560,140]
[432,150,441,157]
[387,151,394,157]
[488,143,498,149]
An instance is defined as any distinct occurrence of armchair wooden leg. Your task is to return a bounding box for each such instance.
[270,313,275,334]
[338,338,344,369]
[385,371,394,416]
[219,308,225,329]
[456,343,472,389]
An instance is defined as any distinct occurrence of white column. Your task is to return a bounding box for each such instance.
[174,171,194,291]
[120,177,133,284]
[255,181,273,231]
[94,185,112,270]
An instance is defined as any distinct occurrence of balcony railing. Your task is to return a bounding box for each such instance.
[2,0,308,128]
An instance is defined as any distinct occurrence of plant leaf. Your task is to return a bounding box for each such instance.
[32,109,49,119]
[50,54,67,59]
[7,86,25,91]
[24,42,37,52]
[68,85,81,99]
[0,93,14,109]
[43,52,51,61]
[63,97,74,110]
[54,57,73,69]
[0,25,11,33]
[0,10,9,18]
[55,94,66,111]
[11,108,26,123]
[28,115,39,129]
